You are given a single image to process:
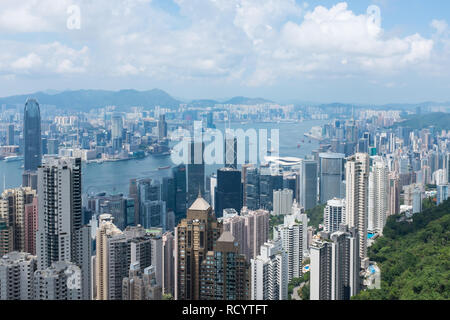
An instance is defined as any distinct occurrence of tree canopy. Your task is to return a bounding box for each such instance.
[353,199,450,300]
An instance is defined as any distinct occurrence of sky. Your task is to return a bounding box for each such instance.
[1,0,450,104]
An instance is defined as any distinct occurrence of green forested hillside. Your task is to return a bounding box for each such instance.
[353,199,450,300]
[391,112,450,130]
[305,204,326,229]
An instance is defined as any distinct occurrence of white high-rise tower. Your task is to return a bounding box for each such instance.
[368,159,388,234]
[36,157,91,299]
[345,153,369,269]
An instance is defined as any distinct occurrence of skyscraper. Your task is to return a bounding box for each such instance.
[210,174,217,210]
[224,134,237,169]
[345,153,369,269]
[259,168,283,211]
[111,113,123,139]
[272,188,293,216]
[47,139,59,155]
[24,197,38,255]
[23,98,42,172]
[98,194,132,230]
[0,219,12,257]
[368,159,389,234]
[187,140,205,208]
[37,157,81,268]
[436,184,449,205]
[172,165,187,224]
[33,261,83,300]
[297,159,318,210]
[122,263,162,300]
[241,208,270,262]
[412,187,423,214]
[222,213,247,258]
[288,200,308,255]
[111,113,123,152]
[199,232,249,300]
[310,226,360,300]
[250,239,288,300]
[387,172,400,216]
[141,200,167,231]
[329,227,360,300]
[95,214,125,300]
[323,198,345,234]
[174,194,222,300]
[241,164,253,208]
[95,216,158,300]
[214,168,242,218]
[6,123,14,146]
[0,187,37,253]
[245,166,260,210]
[0,251,37,300]
[158,114,168,142]
[273,221,303,282]
[162,231,175,296]
[310,240,332,300]
[22,171,38,190]
[36,157,91,299]
[319,153,345,204]
[129,179,140,226]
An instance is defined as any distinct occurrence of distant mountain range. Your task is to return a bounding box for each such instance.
[0,89,274,111]
[0,89,181,111]
[0,88,449,112]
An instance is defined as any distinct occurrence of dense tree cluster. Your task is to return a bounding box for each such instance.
[306,204,326,229]
[353,199,450,300]
[391,112,450,131]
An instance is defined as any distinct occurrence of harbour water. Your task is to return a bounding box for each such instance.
[0,120,328,195]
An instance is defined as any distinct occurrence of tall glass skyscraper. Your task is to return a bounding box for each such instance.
[23,98,42,172]
[319,153,345,204]
[214,168,242,218]
[296,159,318,211]
[187,139,205,207]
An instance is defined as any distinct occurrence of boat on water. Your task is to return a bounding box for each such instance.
[4,156,23,162]
[158,166,171,170]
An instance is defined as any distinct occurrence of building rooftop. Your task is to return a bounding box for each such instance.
[0,251,36,265]
[217,231,235,243]
[319,152,345,159]
[189,195,211,211]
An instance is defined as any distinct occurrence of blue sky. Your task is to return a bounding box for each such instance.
[0,0,450,104]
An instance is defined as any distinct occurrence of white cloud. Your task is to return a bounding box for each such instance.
[0,41,89,75]
[0,0,72,33]
[11,53,42,71]
[431,19,448,35]
[0,0,444,87]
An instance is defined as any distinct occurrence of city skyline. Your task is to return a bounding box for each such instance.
[1,1,450,104]
[0,0,449,306]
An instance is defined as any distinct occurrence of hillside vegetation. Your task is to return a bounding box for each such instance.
[392,112,450,130]
[353,199,450,300]
[305,204,326,229]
